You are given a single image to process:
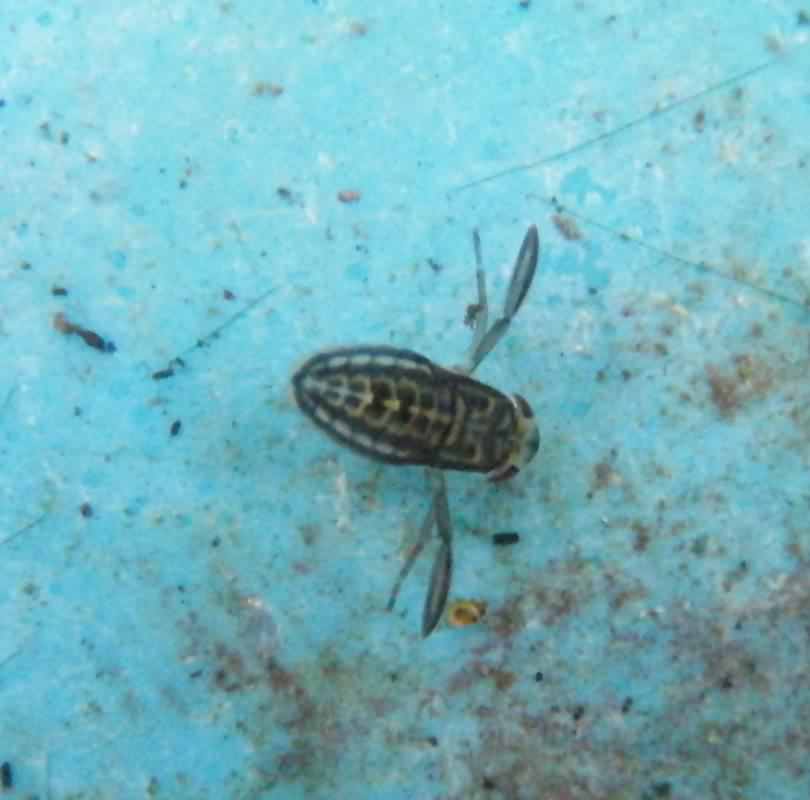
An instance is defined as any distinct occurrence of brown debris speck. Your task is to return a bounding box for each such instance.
[552,213,583,241]
[337,190,362,204]
[252,81,284,97]
[693,109,706,132]
[631,521,651,552]
[764,33,784,53]
[592,460,621,491]
[706,367,738,416]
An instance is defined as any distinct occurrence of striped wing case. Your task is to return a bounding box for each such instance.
[292,345,517,474]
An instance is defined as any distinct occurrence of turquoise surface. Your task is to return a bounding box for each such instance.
[2,2,810,798]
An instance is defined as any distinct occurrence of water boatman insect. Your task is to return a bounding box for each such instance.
[292,225,540,637]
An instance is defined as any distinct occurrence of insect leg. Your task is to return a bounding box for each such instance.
[386,499,435,612]
[467,229,490,360]
[466,225,540,374]
[421,468,454,637]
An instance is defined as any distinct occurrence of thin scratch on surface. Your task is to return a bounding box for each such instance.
[449,59,778,194]
[1,386,16,417]
[0,645,24,671]
[154,283,276,377]
[550,199,809,312]
[0,513,47,547]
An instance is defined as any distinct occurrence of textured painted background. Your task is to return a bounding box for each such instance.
[2,2,810,798]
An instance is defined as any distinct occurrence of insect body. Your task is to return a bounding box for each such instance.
[292,225,541,637]
[292,345,539,481]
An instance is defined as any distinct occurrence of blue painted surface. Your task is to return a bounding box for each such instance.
[2,2,810,798]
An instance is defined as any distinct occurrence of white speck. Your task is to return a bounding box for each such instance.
[334,469,351,532]
[718,137,741,164]
[333,419,352,438]
[798,239,810,268]
[314,405,332,424]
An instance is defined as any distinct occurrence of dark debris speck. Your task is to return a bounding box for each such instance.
[170,420,182,437]
[492,531,520,546]
[80,502,94,518]
[0,761,12,789]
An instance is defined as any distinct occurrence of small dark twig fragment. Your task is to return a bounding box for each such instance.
[152,368,175,381]
[53,312,116,353]
[170,420,182,437]
[492,531,520,546]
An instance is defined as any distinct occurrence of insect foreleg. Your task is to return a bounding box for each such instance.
[466,225,540,374]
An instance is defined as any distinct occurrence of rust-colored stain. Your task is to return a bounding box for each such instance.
[705,354,773,418]
[591,459,622,492]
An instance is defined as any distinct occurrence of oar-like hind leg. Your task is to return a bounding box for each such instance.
[387,226,539,637]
